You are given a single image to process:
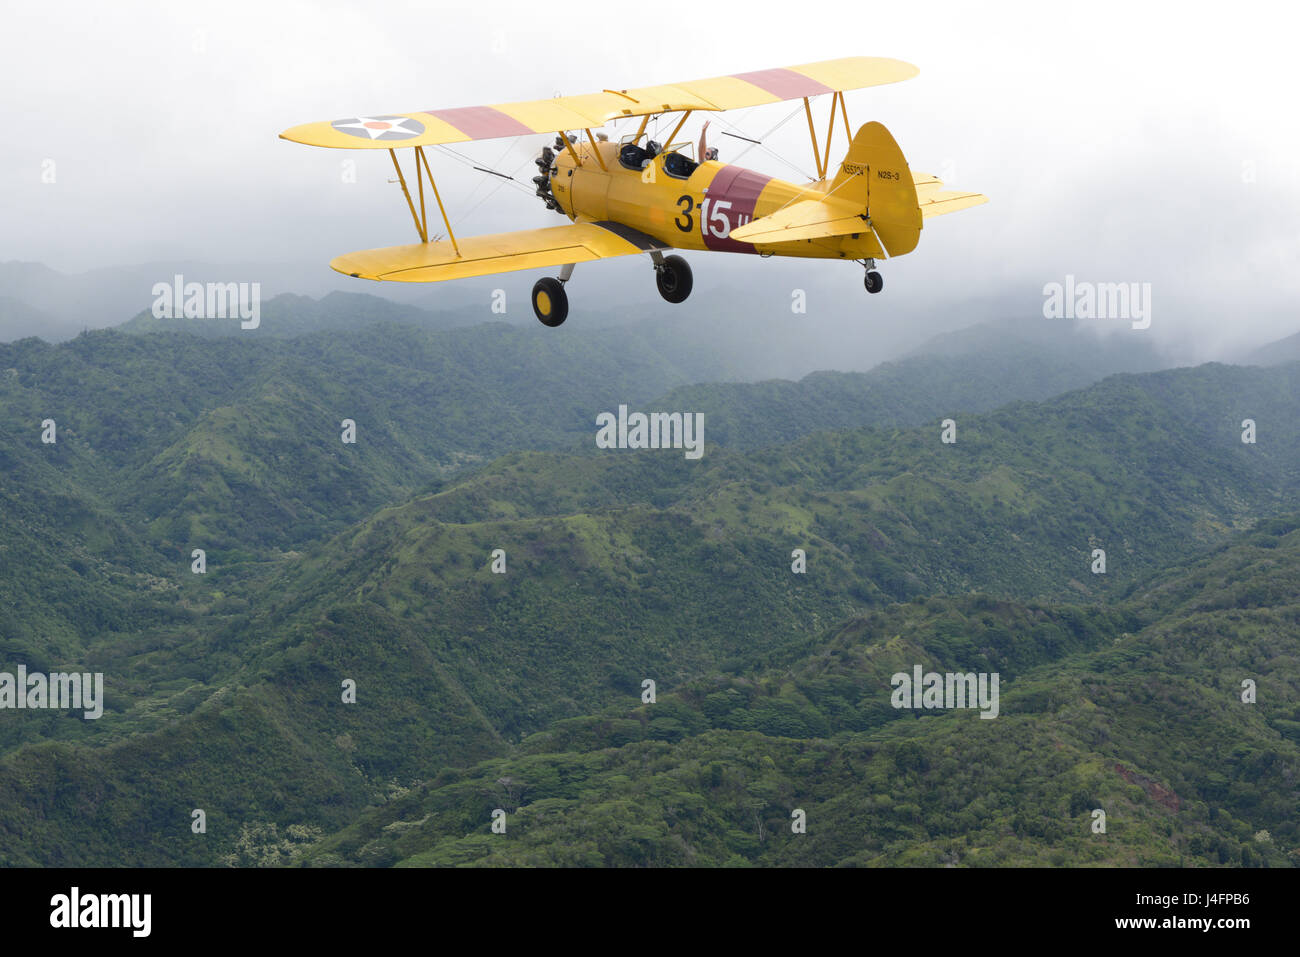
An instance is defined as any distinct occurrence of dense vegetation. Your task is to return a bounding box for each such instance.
[0,310,1295,866]
[296,514,1300,867]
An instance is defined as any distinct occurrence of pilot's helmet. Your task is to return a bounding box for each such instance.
[646,139,661,156]
[705,147,719,161]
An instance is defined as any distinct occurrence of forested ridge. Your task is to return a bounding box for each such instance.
[0,313,1295,866]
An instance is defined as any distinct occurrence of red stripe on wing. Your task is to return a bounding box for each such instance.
[425,106,536,140]
[730,68,834,100]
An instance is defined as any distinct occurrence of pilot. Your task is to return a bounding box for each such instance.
[698,121,719,161]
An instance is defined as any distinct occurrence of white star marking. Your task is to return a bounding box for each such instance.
[331,115,424,140]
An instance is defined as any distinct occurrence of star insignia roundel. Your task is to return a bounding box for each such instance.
[331,115,426,141]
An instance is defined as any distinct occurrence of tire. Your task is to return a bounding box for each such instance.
[655,254,693,304]
[864,270,884,294]
[532,276,568,326]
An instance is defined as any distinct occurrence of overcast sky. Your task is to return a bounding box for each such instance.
[3,0,1298,361]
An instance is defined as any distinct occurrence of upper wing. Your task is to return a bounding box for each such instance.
[330,221,670,283]
[280,57,918,150]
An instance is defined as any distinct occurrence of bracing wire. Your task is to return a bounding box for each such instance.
[710,102,814,181]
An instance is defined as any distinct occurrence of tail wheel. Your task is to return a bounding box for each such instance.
[532,276,569,327]
[864,270,884,294]
[655,254,693,304]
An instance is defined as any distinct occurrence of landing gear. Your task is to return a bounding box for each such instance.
[863,259,884,294]
[532,276,568,327]
[653,253,693,304]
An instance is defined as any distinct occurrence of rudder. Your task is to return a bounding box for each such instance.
[829,122,922,257]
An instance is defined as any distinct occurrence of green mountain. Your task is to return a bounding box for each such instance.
[0,333,1294,865]
[297,515,1300,868]
[0,322,720,559]
[1,314,1177,560]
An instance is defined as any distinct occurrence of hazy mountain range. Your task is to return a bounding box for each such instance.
[8,258,1295,380]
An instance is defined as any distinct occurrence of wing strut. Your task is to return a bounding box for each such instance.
[802,92,852,183]
[387,147,461,255]
[416,146,459,255]
[803,97,824,180]
[821,94,839,178]
[560,134,582,168]
[665,110,693,149]
[584,129,607,170]
[389,148,426,243]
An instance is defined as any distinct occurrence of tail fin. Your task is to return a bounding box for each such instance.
[828,121,921,257]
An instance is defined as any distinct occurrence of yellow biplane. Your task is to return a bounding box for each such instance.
[281,56,986,326]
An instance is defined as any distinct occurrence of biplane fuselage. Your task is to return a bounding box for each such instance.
[550,137,885,261]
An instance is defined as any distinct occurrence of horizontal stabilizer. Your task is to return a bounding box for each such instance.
[729,198,865,244]
[918,188,988,218]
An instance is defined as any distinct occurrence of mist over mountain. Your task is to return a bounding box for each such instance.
[10,258,1293,385]
[1238,329,1300,368]
[117,290,472,338]
[0,260,498,343]
[0,293,79,342]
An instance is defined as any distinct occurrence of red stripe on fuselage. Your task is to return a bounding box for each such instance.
[703,166,772,253]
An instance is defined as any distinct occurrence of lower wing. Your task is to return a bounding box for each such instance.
[331,221,670,282]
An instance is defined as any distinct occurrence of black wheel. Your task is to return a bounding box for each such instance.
[864,270,884,294]
[655,254,693,304]
[532,276,568,327]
